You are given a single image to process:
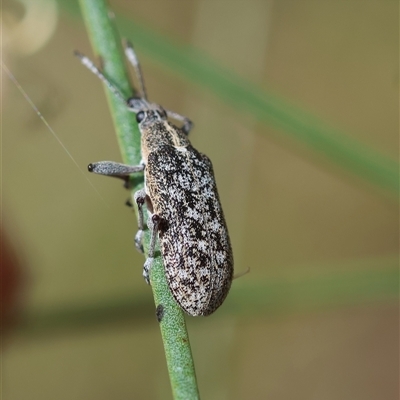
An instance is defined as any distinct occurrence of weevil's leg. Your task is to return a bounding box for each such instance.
[165,110,193,135]
[124,41,147,100]
[133,189,146,253]
[88,161,144,177]
[125,198,133,208]
[143,214,161,284]
[233,267,250,280]
[123,41,193,132]
[74,51,128,105]
[88,161,144,189]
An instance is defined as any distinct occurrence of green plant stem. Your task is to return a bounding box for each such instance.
[78,1,199,398]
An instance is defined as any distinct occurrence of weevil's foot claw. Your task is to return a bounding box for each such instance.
[182,120,193,135]
[123,177,131,189]
[143,257,154,284]
[125,198,133,208]
[135,230,144,253]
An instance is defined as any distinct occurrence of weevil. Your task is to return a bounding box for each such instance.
[75,42,233,316]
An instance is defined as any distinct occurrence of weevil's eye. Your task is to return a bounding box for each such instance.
[136,111,145,123]
[88,163,94,172]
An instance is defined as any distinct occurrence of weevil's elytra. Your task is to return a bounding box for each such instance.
[76,41,234,316]
[146,142,233,315]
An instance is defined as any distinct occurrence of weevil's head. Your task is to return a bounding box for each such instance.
[127,97,167,129]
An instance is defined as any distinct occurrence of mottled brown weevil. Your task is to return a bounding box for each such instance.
[75,42,233,316]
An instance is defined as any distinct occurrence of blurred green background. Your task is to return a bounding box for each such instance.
[2,0,398,399]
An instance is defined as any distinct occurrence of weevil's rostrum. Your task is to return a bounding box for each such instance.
[76,42,233,316]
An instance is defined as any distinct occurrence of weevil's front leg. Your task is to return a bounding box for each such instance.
[123,41,192,134]
[88,161,144,176]
[133,189,146,253]
[74,51,128,105]
[88,161,144,187]
[143,214,161,284]
[124,41,147,100]
[165,110,193,135]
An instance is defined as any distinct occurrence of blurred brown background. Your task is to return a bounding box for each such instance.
[2,0,398,399]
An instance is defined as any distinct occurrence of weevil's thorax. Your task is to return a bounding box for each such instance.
[138,103,191,163]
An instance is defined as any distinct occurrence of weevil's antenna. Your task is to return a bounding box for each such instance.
[74,51,128,105]
[124,41,147,101]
